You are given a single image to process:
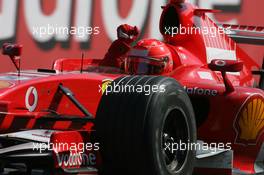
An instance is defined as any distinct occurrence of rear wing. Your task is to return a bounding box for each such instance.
[220,24,264,45]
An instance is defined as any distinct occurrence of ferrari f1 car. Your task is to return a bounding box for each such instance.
[0,0,264,175]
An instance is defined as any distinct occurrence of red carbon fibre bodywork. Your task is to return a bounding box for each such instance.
[0,1,263,174]
[0,71,118,132]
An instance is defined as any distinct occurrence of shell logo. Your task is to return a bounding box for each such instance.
[101,79,113,94]
[25,86,38,112]
[234,95,264,145]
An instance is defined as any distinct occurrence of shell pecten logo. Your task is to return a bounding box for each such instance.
[235,95,264,145]
[101,79,113,94]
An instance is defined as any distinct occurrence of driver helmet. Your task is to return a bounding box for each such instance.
[125,39,173,75]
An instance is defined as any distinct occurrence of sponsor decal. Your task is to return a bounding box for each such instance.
[0,81,12,89]
[100,79,113,94]
[234,95,264,145]
[184,86,218,96]
[25,86,38,112]
[197,71,213,80]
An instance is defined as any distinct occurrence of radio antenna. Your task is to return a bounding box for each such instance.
[80,53,84,73]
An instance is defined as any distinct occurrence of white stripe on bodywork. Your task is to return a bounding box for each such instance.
[8,72,49,77]
[195,140,233,169]
[206,47,237,63]
[0,75,31,81]
[196,150,233,169]
[254,143,264,174]
[0,129,56,143]
[0,142,37,155]
[197,71,213,80]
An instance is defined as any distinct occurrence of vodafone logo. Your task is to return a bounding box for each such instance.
[25,86,38,112]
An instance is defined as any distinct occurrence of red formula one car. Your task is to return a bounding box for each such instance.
[0,0,264,175]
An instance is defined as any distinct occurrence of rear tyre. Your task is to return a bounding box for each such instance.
[95,76,196,175]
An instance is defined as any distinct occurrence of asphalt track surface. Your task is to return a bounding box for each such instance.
[1,169,204,175]
[1,169,99,175]
[1,169,48,175]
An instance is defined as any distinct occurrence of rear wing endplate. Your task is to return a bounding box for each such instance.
[220,24,264,45]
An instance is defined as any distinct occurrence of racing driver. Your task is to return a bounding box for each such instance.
[124,39,174,75]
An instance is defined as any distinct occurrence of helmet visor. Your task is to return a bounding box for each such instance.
[125,56,166,75]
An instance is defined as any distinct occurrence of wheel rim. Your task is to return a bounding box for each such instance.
[162,108,190,173]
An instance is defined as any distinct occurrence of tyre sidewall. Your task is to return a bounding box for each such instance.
[145,82,196,175]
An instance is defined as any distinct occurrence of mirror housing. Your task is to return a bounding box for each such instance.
[208,59,244,94]
[2,43,23,76]
[208,59,243,72]
[2,43,22,57]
